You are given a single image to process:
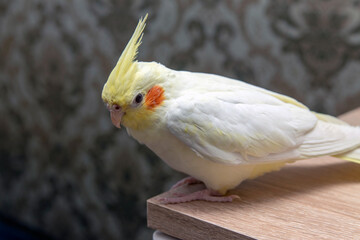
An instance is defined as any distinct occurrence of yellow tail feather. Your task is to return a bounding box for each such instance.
[313,112,350,126]
[335,149,360,164]
[337,156,360,164]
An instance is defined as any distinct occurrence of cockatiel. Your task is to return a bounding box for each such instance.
[102,15,360,203]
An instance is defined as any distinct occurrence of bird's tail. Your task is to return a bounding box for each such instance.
[335,148,360,164]
[300,113,360,163]
[312,111,360,164]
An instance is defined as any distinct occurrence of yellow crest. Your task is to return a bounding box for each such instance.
[102,14,148,104]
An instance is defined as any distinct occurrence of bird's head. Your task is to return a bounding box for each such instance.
[102,15,166,130]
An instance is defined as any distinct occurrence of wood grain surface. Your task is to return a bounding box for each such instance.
[147,108,360,240]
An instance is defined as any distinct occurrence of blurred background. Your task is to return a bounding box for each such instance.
[1,0,360,239]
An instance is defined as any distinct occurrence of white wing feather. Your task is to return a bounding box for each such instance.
[166,90,318,164]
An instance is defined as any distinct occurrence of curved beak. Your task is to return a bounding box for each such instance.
[108,104,124,128]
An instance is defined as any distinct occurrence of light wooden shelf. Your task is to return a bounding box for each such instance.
[147,108,360,240]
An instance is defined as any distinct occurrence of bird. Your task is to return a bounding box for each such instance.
[101,15,360,204]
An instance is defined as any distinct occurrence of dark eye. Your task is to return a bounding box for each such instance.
[134,93,143,104]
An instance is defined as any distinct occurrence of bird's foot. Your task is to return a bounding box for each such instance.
[159,189,240,204]
[170,176,202,189]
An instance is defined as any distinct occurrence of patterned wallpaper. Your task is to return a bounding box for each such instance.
[1,0,360,239]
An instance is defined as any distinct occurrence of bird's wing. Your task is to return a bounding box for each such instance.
[166,90,318,165]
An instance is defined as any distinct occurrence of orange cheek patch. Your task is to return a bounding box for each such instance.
[145,85,165,110]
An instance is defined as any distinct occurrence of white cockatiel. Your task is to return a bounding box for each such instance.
[102,15,360,203]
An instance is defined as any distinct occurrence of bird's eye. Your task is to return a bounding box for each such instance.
[134,93,143,105]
